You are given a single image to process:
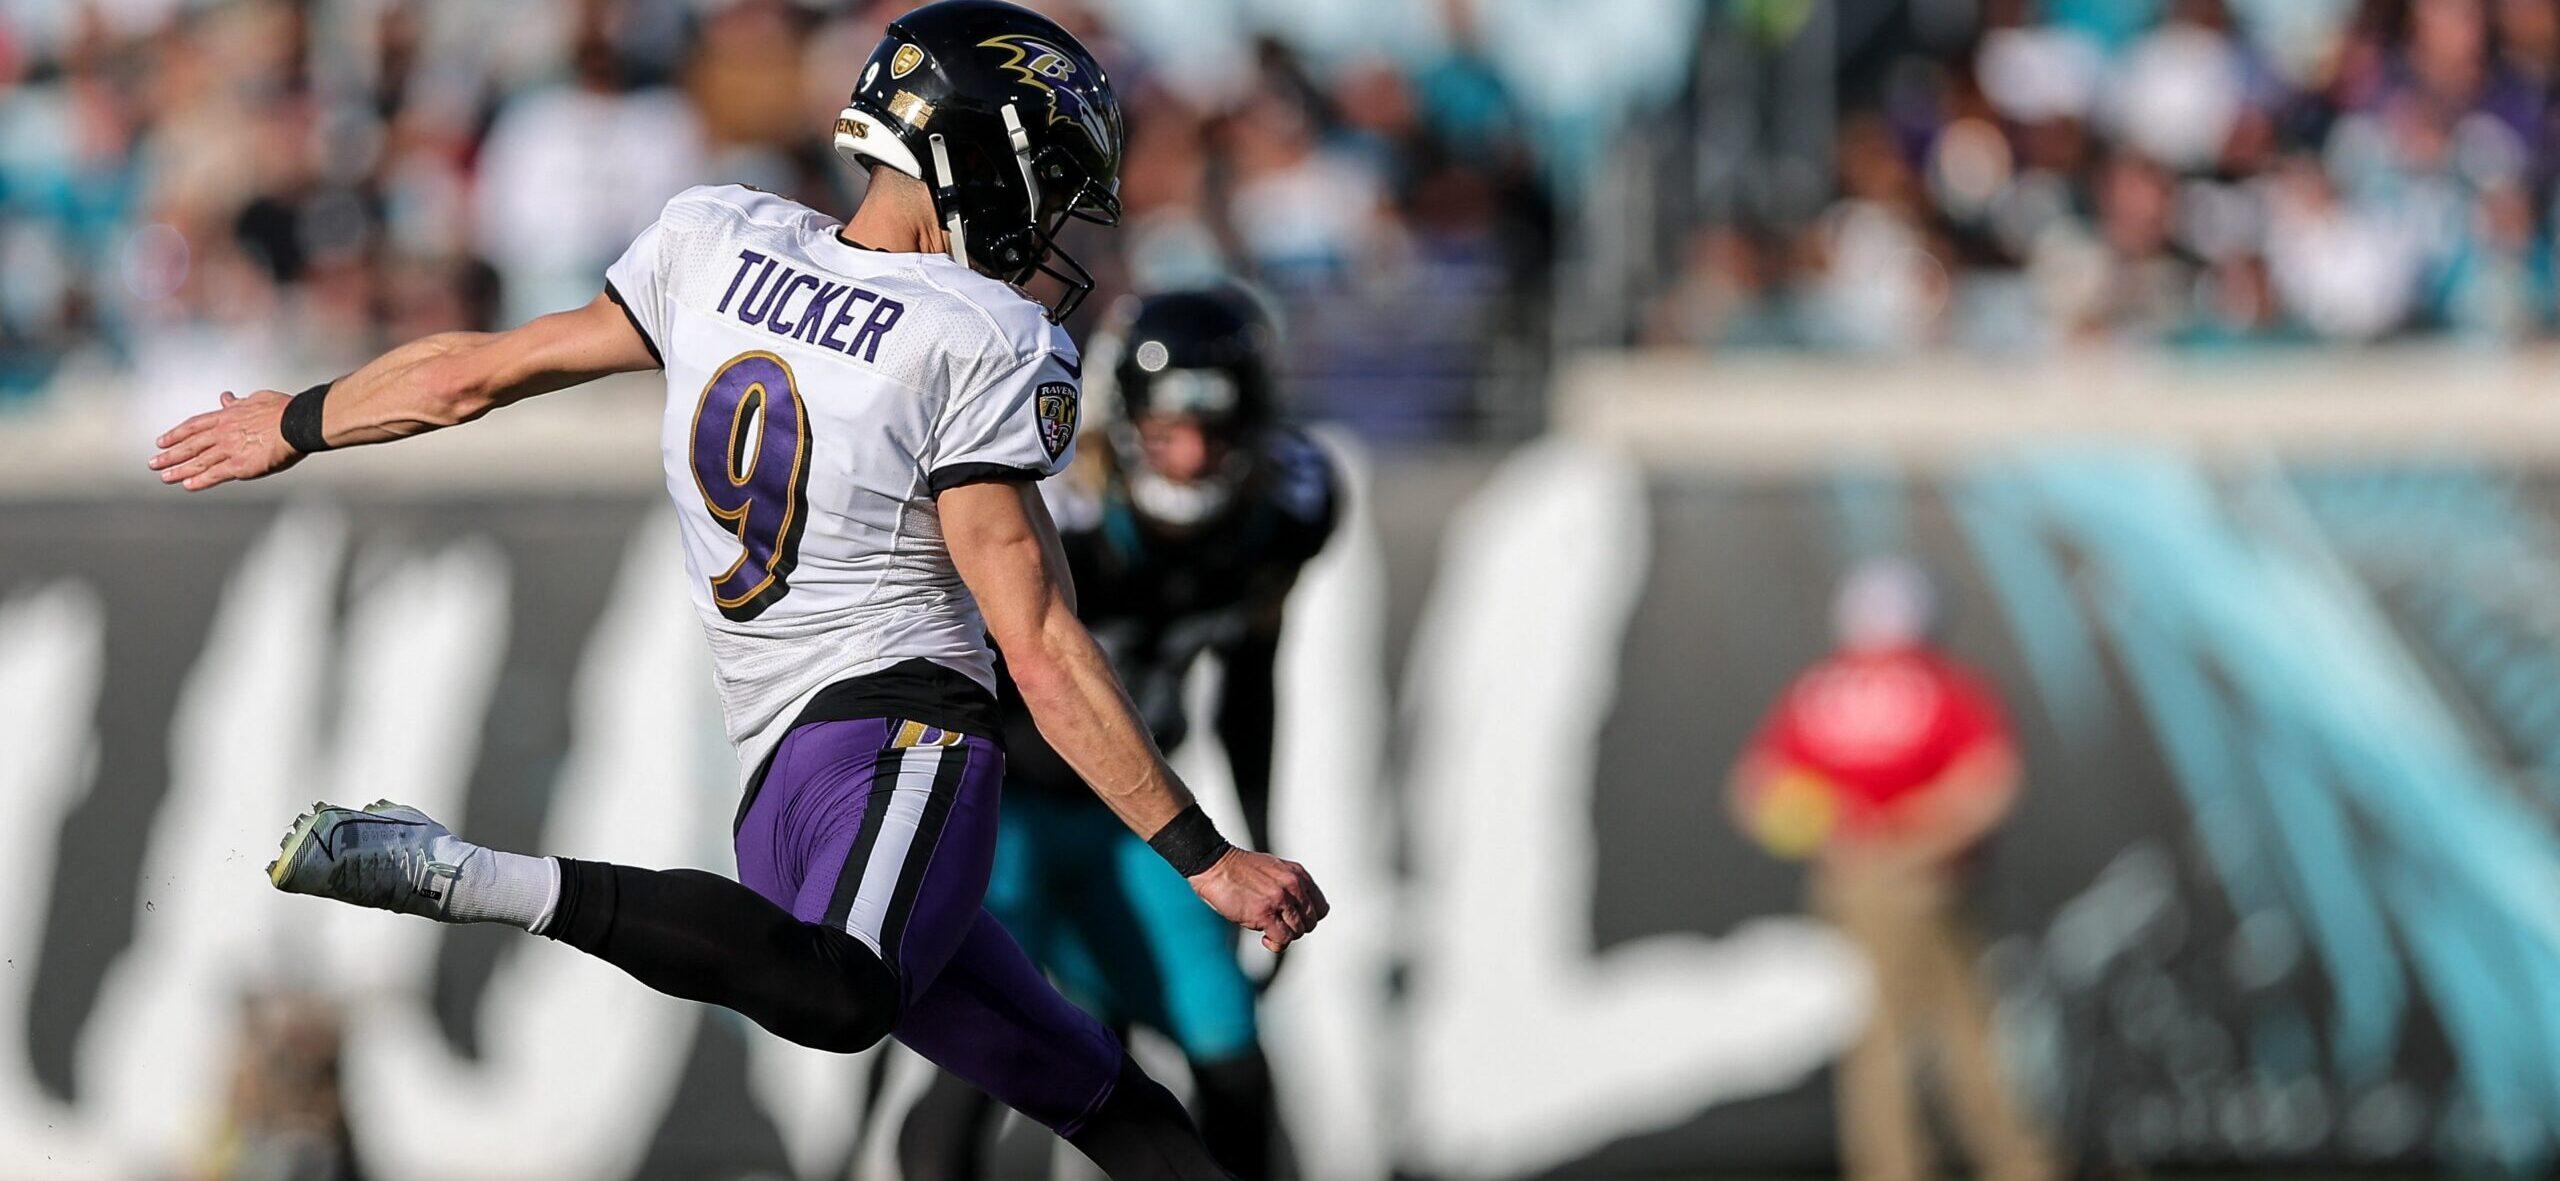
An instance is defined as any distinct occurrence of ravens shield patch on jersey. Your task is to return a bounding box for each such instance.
[1036,382,1078,459]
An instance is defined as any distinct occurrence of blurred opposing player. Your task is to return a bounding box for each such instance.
[144,4,1325,1176]
[900,287,1337,1181]
[1727,559,2051,1181]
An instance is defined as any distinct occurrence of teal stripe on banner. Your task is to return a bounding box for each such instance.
[1957,448,2560,1173]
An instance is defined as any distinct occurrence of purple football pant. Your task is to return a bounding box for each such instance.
[734,716,1124,1133]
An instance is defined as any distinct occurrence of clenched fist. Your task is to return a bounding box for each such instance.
[149,390,303,491]
[1188,847,1328,951]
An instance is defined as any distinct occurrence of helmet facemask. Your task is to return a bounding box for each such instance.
[989,114,1121,321]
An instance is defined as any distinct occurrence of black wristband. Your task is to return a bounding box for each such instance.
[1147,803,1233,878]
[279,380,336,455]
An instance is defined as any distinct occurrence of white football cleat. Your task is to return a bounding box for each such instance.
[267,799,476,922]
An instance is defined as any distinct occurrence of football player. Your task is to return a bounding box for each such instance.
[144,4,1324,1177]
[899,286,1338,1181]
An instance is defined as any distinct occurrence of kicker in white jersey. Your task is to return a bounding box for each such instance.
[603,182,1083,777]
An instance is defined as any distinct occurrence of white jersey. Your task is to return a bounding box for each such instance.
[605,184,1082,776]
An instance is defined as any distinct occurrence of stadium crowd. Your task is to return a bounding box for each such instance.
[21,0,2552,429]
[1651,0,2560,352]
[0,0,1553,439]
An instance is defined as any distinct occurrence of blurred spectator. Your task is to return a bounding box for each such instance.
[1645,223,1796,347]
[1222,73,1399,288]
[1803,114,1950,351]
[474,13,703,323]
[1728,559,2054,1181]
[2103,0,2250,174]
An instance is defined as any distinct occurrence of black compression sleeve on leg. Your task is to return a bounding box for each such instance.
[1190,1050,1279,1181]
[542,859,900,1052]
[543,856,614,945]
[1066,1054,1233,1181]
[899,1070,1004,1181]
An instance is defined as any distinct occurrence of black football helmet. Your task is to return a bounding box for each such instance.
[1093,283,1284,527]
[832,0,1123,320]
[1106,284,1278,433]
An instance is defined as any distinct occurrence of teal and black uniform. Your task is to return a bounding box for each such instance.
[990,427,1338,1062]
[899,282,1334,1181]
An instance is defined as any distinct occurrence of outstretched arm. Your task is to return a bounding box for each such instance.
[148,292,658,491]
[940,478,1329,950]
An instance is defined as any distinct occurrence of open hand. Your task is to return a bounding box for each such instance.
[149,391,302,490]
[1189,848,1328,951]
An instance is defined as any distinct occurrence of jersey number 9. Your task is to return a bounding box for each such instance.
[689,351,812,621]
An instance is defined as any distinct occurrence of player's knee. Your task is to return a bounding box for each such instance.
[779,926,901,1053]
[802,1001,895,1054]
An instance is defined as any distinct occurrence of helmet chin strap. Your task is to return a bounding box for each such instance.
[928,133,969,270]
[1002,103,1043,223]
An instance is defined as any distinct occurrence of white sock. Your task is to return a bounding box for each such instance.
[444,847,562,932]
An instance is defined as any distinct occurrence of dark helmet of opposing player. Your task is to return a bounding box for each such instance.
[1107,285,1278,436]
[832,0,1124,321]
[1092,284,1282,528]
